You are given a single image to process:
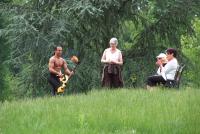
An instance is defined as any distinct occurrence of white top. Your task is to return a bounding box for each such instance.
[157,58,179,80]
[101,48,122,63]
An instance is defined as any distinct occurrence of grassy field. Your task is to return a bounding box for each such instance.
[0,88,200,134]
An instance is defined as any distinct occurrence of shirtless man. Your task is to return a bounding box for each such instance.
[48,46,73,95]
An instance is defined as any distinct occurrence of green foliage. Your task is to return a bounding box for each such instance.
[181,18,200,87]
[122,0,200,86]
[0,0,200,98]
[0,0,147,97]
[0,88,200,133]
[0,13,10,101]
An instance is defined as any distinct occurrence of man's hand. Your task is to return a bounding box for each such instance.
[156,59,162,66]
[69,71,74,76]
[110,60,117,64]
[58,72,63,78]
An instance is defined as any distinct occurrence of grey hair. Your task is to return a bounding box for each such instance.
[109,37,118,45]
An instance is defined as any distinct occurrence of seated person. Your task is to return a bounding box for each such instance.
[147,48,179,88]
[156,53,168,74]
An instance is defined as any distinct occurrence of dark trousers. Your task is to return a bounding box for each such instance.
[48,73,61,95]
[102,65,123,88]
[147,75,166,86]
[103,73,122,88]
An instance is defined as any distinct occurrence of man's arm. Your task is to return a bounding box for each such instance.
[117,51,123,65]
[63,60,72,75]
[101,50,109,63]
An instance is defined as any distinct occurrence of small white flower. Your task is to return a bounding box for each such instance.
[132,129,136,134]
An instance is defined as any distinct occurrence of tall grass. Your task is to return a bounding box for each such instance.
[0,88,200,134]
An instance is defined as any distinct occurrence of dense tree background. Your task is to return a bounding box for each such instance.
[0,0,12,101]
[0,0,200,100]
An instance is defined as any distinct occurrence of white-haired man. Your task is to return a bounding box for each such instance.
[101,37,124,88]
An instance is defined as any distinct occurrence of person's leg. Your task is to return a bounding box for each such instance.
[147,75,166,87]
[165,80,176,88]
[111,74,122,88]
[48,74,61,95]
[110,74,115,88]
[102,67,111,88]
[110,66,123,88]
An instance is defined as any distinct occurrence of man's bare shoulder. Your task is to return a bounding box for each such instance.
[49,56,65,63]
[49,56,56,62]
[61,57,67,64]
[60,57,65,61]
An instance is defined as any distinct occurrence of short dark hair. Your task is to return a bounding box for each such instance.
[52,46,62,56]
[166,48,177,57]
[54,46,62,51]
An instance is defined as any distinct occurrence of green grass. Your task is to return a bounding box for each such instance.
[0,88,200,134]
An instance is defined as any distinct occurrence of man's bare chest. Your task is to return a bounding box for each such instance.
[54,59,64,67]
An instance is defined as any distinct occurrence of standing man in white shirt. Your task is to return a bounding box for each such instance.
[101,37,123,88]
[147,48,179,89]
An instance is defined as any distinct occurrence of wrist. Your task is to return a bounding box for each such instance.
[69,71,72,75]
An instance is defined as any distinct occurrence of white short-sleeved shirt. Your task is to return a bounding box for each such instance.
[101,48,122,63]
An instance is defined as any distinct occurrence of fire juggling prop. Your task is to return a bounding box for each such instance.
[57,56,79,93]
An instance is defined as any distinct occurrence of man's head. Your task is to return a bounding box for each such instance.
[109,37,118,49]
[165,48,177,61]
[54,46,62,57]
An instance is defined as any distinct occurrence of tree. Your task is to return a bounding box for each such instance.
[0,0,11,101]
[0,0,200,98]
